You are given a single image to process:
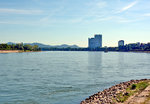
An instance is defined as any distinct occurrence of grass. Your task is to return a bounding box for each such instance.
[117,93,129,102]
[116,81,149,103]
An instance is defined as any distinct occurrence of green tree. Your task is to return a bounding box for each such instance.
[23,44,33,51]
[32,45,39,51]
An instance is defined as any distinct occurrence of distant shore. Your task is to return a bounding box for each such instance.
[1,50,150,53]
[0,50,41,53]
[0,50,20,53]
[129,51,150,53]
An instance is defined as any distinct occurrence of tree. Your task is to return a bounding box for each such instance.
[32,45,39,51]
[23,44,32,51]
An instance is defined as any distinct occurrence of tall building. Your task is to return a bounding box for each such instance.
[118,40,124,47]
[88,34,102,49]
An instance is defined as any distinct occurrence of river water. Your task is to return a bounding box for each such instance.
[0,51,150,104]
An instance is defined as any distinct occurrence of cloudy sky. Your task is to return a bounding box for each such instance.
[0,0,150,47]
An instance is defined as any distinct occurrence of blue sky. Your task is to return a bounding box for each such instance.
[0,0,150,47]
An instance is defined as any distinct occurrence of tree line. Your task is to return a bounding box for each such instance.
[41,44,150,52]
[0,43,41,51]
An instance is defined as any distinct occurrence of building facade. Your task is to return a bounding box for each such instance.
[118,40,124,47]
[88,34,102,49]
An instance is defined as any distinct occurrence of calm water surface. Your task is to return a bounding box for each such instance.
[0,51,150,104]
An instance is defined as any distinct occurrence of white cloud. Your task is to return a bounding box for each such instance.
[119,1,138,13]
[39,6,64,24]
[69,18,83,23]
[0,20,40,25]
[143,13,150,16]
[97,17,113,21]
[96,1,107,8]
[0,21,24,24]
[86,0,107,8]
[0,8,42,14]
[116,17,139,23]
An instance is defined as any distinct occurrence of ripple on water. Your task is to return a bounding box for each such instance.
[3,99,40,104]
[1,52,150,104]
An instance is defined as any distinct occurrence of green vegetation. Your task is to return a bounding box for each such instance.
[117,93,129,103]
[116,81,149,103]
[0,43,41,51]
[131,84,137,90]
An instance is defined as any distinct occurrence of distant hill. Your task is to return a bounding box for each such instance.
[7,42,17,45]
[54,44,79,48]
[24,43,52,48]
[7,42,79,48]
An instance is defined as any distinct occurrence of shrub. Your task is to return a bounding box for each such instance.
[131,84,136,90]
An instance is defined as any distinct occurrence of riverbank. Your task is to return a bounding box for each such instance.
[0,50,41,53]
[0,50,20,53]
[129,51,150,53]
[81,79,150,104]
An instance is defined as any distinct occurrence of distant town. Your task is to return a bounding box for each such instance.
[88,34,150,52]
[0,34,150,52]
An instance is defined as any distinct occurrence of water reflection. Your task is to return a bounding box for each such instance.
[87,52,103,79]
[88,52,102,70]
[117,52,126,77]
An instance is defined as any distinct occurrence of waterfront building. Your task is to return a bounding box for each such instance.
[136,42,141,47]
[118,40,124,47]
[88,34,102,49]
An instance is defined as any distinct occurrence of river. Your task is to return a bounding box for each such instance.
[0,51,150,104]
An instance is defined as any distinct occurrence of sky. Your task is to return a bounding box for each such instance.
[0,0,150,47]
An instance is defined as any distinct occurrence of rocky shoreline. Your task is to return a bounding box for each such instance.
[81,79,150,104]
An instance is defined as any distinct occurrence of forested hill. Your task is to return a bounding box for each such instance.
[7,42,79,48]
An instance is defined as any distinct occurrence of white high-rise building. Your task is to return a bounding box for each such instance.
[88,34,102,49]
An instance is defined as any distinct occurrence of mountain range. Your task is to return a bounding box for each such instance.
[7,42,79,48]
